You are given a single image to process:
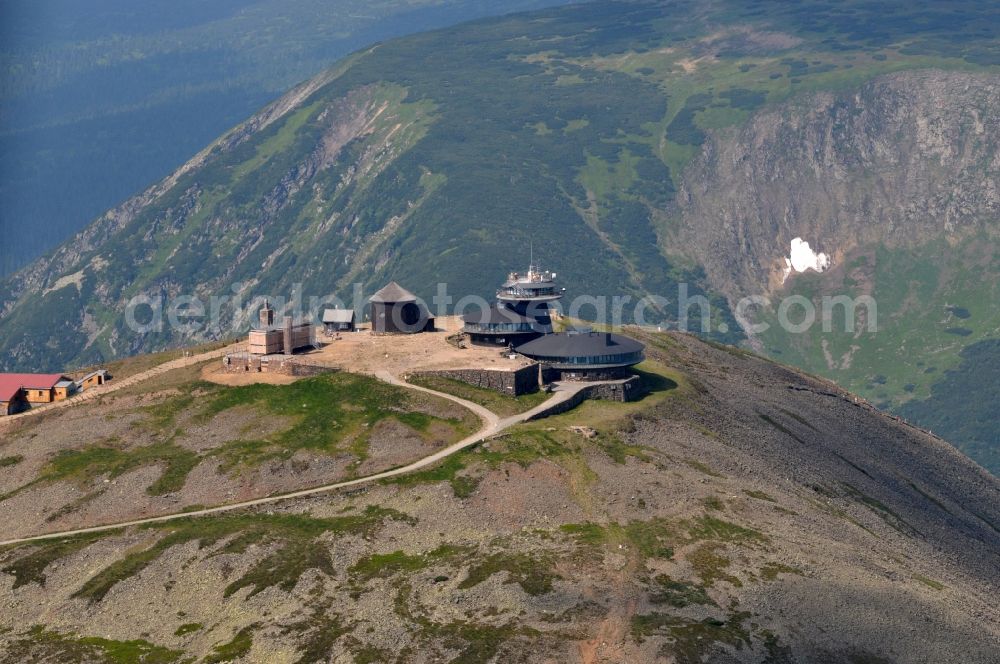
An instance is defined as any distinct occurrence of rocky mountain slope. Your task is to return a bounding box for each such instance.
[1,0,999,471]
[0,331,997,662]
[671,69,1000,470]
[673,70,1000,298]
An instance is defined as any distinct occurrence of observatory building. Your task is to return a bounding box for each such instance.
[516,329,645,381]
[463,263,564,347]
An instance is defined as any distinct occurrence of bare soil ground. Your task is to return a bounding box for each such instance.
[200,363,301,386]
[302,315,534,375]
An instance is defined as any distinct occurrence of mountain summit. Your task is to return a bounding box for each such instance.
[1,331,997,662]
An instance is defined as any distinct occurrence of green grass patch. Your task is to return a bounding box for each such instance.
[2,531,120,589]
[5,626,185,664]
[202,373,474,471]
[631,612,752,663]
[560,513,764,581]
[558,522,609,546]
[0,455,24,467]
[477,429,572,468]
[38,440,199,497]
[349,544,471,583]
[140,393,198,432]
[72,506,415,604]
[458,552,559,596]
[624,519,680,559]
[596,433,651,464]
[701,496,725,511]
[686,543,741,588]
[684,459,724,478]
[12,372,475,502]
[4,373,466,498]
[389,425,591,497]
[560,517,678,560]
[386,452,479,498]
[687,515,767,544]
[424,618,522,664]
[204,625,255,664]
[284,607,350,664]
[648,574,717,608]
[742,490,776,502]
[173,622,202,637]
[386,373,668,496]
[759,563,803,581]
[408,375,548,418]
[912,574,945,590]
[349,644,393,664]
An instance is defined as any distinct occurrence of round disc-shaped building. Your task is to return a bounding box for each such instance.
[462,304,550,347]
[516,329,645,381]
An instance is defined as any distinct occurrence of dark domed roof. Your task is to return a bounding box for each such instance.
[517,329,645,367]
[462,304,536,325]
[370,281,417,303]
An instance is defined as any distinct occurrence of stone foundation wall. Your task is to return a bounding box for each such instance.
[581,375,646,402]
[526,390,587,420]
[223,355,336,377]
[539,365,632,382]
[285,363,338,377]
[525,375,646,420]
[412,364,540,396]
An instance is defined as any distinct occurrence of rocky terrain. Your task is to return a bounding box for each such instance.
[673,69,1000,298]
[1,331,997,662]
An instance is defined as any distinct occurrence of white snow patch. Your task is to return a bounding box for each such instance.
[782,238,831,282]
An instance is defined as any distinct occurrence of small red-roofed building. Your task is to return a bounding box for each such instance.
[0,380,28,415]
[0,374,76,412]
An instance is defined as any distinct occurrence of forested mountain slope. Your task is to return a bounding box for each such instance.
[2,0,999,472]
[0,0,570,275]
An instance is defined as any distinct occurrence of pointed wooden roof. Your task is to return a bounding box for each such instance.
[369,281,417,303]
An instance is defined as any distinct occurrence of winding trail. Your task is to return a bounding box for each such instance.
[0,371,585,547]
[0,345,234,432]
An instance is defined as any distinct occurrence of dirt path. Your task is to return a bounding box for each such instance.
[0,345,235,432]
[0,373,586,547]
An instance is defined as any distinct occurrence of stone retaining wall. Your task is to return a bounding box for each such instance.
[412,364,540,396]
[223,354,337,377]
[525,375,646,420]
[583,375,646,402]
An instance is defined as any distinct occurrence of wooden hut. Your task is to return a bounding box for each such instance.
[322,308,356,333]
[369,282,434,334]
[76,369,109,390]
